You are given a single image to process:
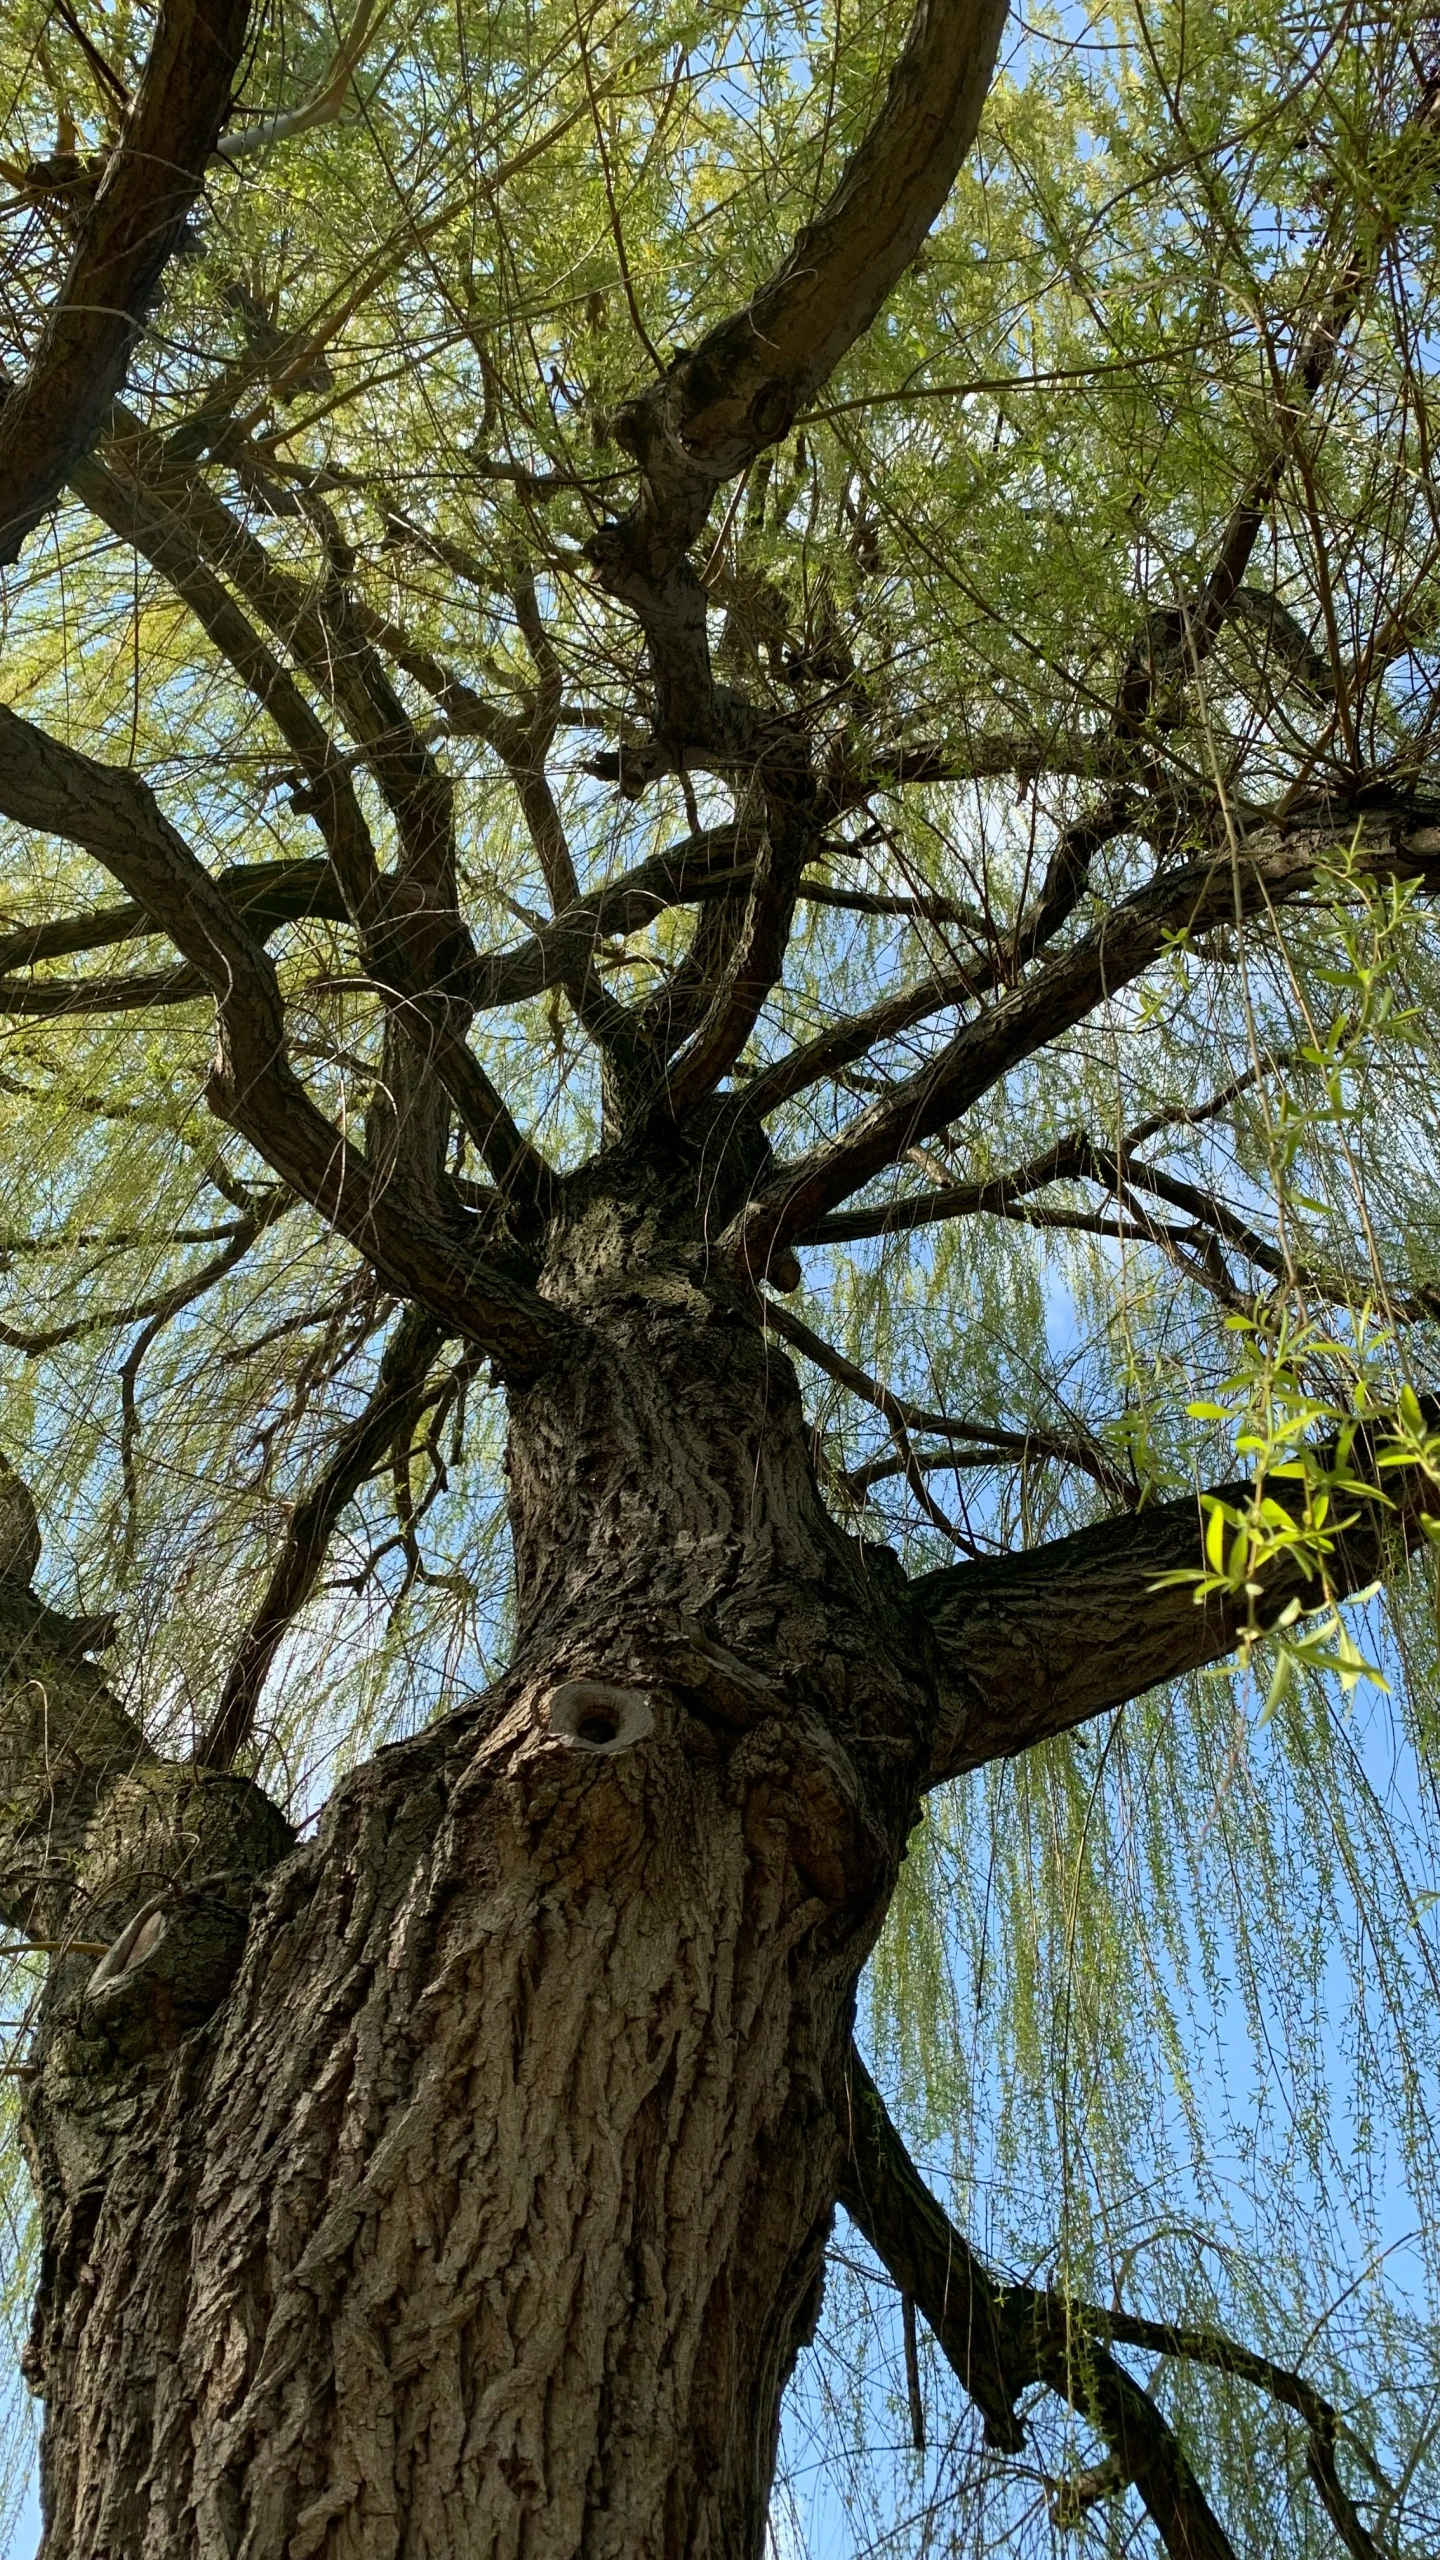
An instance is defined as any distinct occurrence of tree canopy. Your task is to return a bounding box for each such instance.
[3,0,1440,2548]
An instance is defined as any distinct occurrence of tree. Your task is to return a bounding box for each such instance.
[1,0,1439,2547]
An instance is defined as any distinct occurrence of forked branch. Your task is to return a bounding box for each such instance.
[0,707,568,1374]
[610,0,1011,540]
[733,805,1440,1269]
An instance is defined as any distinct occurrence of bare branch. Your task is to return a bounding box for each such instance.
[798,874,986,925]
[0,967,206,1015]
[216,0,390,164]
[733,803,1440,1269]
[761,1296,1130,1505]
[0,858,345,979]
[606,0,1011,540]
[661,794,811,1117]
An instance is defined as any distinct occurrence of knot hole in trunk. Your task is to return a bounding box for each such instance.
[547,1680,655,1754]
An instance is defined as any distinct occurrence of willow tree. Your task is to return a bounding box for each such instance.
[1,0,1440,2549]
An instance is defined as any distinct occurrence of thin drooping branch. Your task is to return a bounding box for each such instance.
[0,1196,285,1357]
[838,2047,1389,2560]
[65,431,553,1213]
[0,0,252,565]
[1116,90,1440,750]
[738,941,992,1123]
[70,443,384,904]
[198,1305,449,1771]
[911,1430,1435,1786]
[792,1097,1419,1317]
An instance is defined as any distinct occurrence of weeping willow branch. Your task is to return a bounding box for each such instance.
[0,0,253,563]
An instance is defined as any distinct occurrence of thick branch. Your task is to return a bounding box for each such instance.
[0,966,206,1015]
[611,0,1010,531]
[0,858,346,979]
[912,1442,1432,1785]
[0,831,755,1023]
[587,0,1007,764]
[462,829,751,1012]
[0,0,251,564]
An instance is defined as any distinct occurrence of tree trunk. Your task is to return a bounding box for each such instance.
[16,1174,935,2557]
